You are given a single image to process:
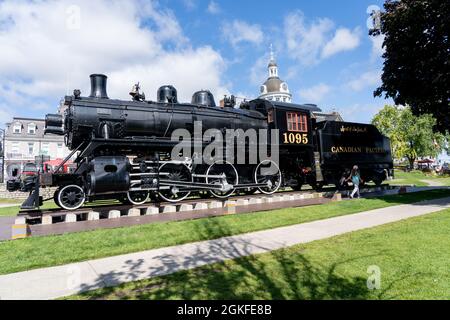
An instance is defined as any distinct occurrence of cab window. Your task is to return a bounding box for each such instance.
[267,110,274,123]
[286,112,308,132]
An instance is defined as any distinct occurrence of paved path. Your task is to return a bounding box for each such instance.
[0,203,20,209]
[421,180,445,187]
[0,196,449,300]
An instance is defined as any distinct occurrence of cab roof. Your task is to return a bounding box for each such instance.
[247,99,322,113]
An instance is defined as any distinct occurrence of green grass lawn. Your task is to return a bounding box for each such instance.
[68,207,450,300]
[0,199,22,217]
[0,205,20,217]
[435,177,450,186]
[0,189,449,276]
[390,170,450,187]
[0,200,62,217]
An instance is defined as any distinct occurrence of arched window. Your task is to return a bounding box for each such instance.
[28,123,36,135]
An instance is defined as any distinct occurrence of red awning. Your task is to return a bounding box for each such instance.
[44,159,73,166]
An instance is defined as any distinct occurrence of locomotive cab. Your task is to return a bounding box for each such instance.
[246,99,323,191]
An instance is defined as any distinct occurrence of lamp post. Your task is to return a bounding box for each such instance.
[0,128,5,183]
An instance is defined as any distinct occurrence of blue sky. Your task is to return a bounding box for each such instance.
[0,0,391,125]
[171,0,391,121]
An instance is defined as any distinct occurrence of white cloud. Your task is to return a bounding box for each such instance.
[0,0,229,115]
[207,1,221,14]
[0,104,13,126]
[249,55,268,86]
[284,11,361,65]
[338,103,383,123]
[108,47,229,102]
[182,0,197,10]
[222,20,264,48]
[370,35,385,59]
[322,27,361,59]
[346,70,381,92]
[298,83,331,102]
[285,12,334,65]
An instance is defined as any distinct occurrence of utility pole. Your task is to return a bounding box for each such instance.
[0,128,5,183]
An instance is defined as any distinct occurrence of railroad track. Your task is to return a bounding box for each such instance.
[19,188,318,218]
[18,184,394,220]
[8,184,399,239]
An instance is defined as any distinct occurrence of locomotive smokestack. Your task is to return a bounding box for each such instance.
[89,74,109,99]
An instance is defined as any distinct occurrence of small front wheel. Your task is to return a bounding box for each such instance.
[127,183,150,205]
[57,185,86,211]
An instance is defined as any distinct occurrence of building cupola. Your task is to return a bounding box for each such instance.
[258,44,292,103]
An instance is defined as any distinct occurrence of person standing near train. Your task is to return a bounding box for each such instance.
[348,165,362,199]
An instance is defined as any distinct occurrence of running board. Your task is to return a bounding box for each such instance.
[157,180,268,191]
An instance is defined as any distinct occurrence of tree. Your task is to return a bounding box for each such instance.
[372,105,445,168]
[370,0,450,133]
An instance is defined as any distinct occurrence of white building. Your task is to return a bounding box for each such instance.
[3,117,71,179]
[258,48,292,103]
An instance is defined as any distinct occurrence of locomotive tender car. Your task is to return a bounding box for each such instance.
[7,74,394,210]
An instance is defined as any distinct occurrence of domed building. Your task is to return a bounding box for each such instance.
[258,48,292,103]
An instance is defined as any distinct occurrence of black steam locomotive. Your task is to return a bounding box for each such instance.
[8,74,393,210]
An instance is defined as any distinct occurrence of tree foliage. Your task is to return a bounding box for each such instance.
[372,105,446,167]
[371,0,449,133]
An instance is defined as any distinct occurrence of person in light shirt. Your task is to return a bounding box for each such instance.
[347,165,362,199]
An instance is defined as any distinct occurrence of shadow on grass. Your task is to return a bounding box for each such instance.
[69,188,450,300]
[75,216,373,300]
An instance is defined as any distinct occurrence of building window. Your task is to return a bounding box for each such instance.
[11,142,19,154]
[267,110,274,123]
[57,142,63,158]
[287,112,308,132]
[28,143,34,156]
[28,123,36,135]
[13,123,22,134]
[41,143,49,155]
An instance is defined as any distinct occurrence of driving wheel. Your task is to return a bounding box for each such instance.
[206,160,238,199]
[255,160,282,194]
[158,163,192,203]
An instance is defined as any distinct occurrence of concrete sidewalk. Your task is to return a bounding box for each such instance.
[0,197,449,300]
[0,203,20,208]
